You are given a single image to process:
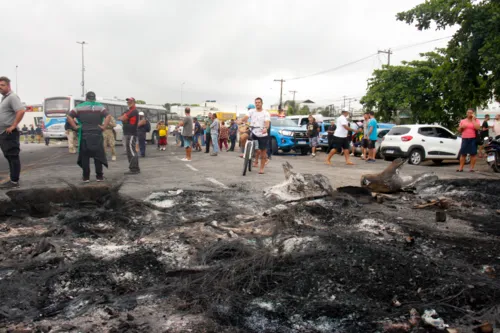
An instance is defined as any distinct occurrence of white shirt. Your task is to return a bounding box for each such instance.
[248,109,271,137]
[334,115,349,138]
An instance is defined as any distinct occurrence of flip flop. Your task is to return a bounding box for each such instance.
[259,171,265,174]
[456,169,463,172]
[346,162,355,165]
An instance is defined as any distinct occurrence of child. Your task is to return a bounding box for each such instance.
[157,121,168,151]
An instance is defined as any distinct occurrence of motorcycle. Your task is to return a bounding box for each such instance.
[484,136,500,173]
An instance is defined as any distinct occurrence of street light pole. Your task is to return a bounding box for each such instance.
[76,41,88,97]
[15,65,18,95]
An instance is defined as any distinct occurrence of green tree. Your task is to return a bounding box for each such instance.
[163,103,171,112]
[298,105,310,115]
[286,100,299,115]
[136,100,146,104]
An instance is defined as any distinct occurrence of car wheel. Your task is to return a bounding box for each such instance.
[408,149,423,165]
[432,159,443,165]
[271,137,279,155]
[301,147,309,155]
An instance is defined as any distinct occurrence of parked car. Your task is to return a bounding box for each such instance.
[270,117,310,155]
[380,124,467,165]
[352,123,395,158]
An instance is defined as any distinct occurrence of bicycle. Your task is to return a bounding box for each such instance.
[242,127,265,176]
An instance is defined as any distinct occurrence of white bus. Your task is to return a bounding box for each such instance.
[43,96,168,143]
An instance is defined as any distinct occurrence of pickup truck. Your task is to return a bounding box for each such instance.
[269,117,310,155]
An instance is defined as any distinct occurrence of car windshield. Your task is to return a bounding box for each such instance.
[271,118,300,127]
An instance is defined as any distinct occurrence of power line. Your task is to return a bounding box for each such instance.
[392,35,453,51]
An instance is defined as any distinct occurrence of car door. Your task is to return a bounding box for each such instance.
[434,127,461,158]
[417,127,440,158]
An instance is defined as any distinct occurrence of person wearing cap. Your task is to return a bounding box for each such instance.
[118,97,140,174]
[325,109,357,166]
[180,107,193,161]
[67,91,112,182]
[137,111,151,158]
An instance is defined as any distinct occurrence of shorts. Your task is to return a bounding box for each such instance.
[329,136,350,150]
[368,140,376,149]
[460,138,477,156]
[183,136,193,148]
[362,139,369,149]
[310,136,318,148]
[251,134,269,151]
[159,136,167,145]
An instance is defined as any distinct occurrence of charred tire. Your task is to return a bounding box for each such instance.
[271,137,279,155]
[408,149,423,165]
[301,147,309,155]
[432,159,443,165]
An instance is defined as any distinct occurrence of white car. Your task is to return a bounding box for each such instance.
[380,124,466,165]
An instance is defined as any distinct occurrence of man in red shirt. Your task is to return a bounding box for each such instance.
[118,98,140,174]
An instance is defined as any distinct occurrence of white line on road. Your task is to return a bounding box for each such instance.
[206,177,229,189]
[186,164,198,172]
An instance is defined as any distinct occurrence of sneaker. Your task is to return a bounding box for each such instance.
[311,153,316,157]
[181,158,191,162]
[366,159,376,163]
[82,179,90,184]
[96,177,104,182]
[112,156,116,161]
[0,181,20,189]
[124,170,140,175]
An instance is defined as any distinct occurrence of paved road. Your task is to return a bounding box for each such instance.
[1,141,499,200]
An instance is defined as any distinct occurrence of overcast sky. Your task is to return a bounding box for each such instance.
[5,0,453,111]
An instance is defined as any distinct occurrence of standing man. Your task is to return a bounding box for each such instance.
[479,114,491,158]
[181,107,193,161]
[67,91,111,183]
[210,113,220,156]
[35,125,43,144]
[21,124,28,144]
[205,112,212,153]
[493,114,500,139]
[360,112,369,160]
[103,114,117,161]
[118,97,140,175]
[307,115,319,157]
[192,117,202,151]
[0,76,25,189]
[366,111,378,162]
[65,115,78,153]
[325,109,357,166]
[228,119,238,152]
[137,111,151,158]
[237,97,270,174]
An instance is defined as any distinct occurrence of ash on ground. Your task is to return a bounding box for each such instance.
[0,179,499,333]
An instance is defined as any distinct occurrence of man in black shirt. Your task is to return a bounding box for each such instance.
[327,121,336,153]
[307,115,320,157]
[118,97,140,174]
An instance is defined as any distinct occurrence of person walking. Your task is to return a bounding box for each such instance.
[0,76,26,189]
[365,111,378,162]
[65,116,78,153]
[325,109,357,166]
[118,97,140,175]
[103,115,117,161]
[219,121,229,151]
[307,115,319,157]
[67,91,112,183]
[210,113,219,156]
[192,117,202,151]
[137,111,151,158]
[21,124,28,144]
[205,112,212,153]
[181,107,193,161]
[457,108,481,172]
[228,119,238,152]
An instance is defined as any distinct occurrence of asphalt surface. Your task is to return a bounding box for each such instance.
[1,140,498,200]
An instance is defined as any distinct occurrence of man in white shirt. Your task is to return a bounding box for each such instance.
[325,109,357,166]
[238,97,271,174]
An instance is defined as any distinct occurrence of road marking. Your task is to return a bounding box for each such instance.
[186,164,198,172]
[206,177,229,189]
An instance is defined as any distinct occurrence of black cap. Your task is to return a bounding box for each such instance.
[86,91,96,101]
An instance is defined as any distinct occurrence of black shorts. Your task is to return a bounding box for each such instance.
[330,136,350,150]
[251,134,269,150]
[368,140,376,149]
[362,139,369,149]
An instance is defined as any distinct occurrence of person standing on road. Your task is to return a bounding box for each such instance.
[219,121,229,151]
[67,91,112,183]
[0,76,26,189]
[493,114,500,139]
[479,114,491,158]
[65,116,78,154]
[137,112,151,158]
[237,97,271,174]
[457,108,481,172]
[325,109,357,166]
[192,117,202,151]
[326,120,336,153]
[103,115,117,161]
[21,124,28,144]
[118,97,140,174]
[228,119,238,152]
[307,115,319,157]
[205,112,213,153]
[157,121,168,151]
[366,111,378,163]
[181,107,193,161]
[360,112,369,160]
[28,124,35,143]
[35,125,43,144]
[210,113,220,156]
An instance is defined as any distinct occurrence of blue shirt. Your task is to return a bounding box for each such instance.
[368,118,378,141]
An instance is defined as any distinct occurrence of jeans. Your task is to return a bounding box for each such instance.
[205,133,212,153]
[211,133,219,153]
[0,130,21,182]
[229,135,237,151]
[138,132,147,157]
[124,135,140,172]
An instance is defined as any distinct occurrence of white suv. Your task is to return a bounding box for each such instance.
[380,125,465,165]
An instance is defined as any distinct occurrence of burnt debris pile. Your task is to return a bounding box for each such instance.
[0,180,499,332]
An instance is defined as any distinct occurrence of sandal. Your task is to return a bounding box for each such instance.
[469,169,475,173]
[456,169,463,172]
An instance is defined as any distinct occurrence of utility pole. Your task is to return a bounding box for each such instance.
[378,49,392,66]
[76,41,88,97]
[274,79,285,109]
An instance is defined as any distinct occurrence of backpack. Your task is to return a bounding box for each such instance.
[144,121,151,133]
